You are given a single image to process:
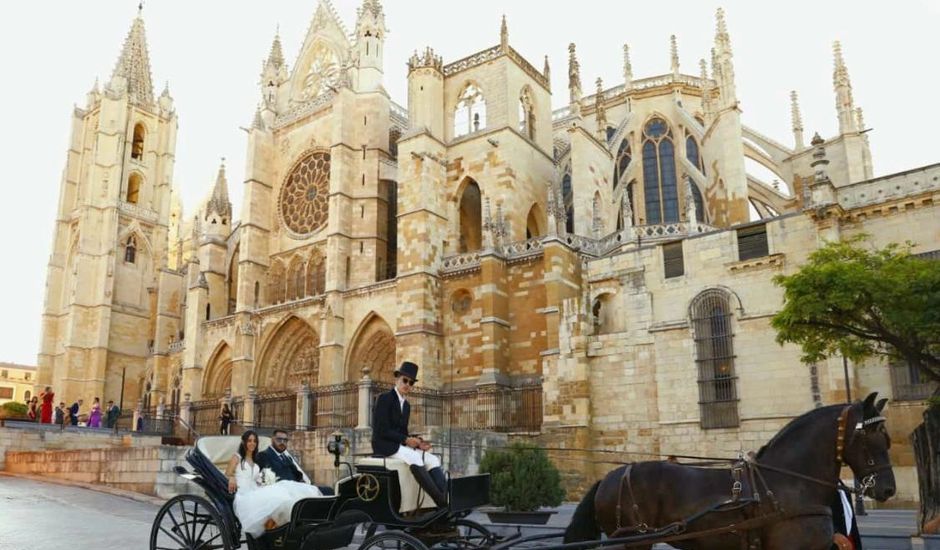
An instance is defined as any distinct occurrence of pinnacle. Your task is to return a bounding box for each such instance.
[206,158,232,220]
[267,29,285,69]
[111,14,155,106]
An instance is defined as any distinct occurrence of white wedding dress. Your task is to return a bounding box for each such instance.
[232,458,323,537]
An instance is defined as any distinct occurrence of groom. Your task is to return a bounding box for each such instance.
[257,429,310,484]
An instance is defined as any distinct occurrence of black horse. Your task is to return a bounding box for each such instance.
[564,393,895,549]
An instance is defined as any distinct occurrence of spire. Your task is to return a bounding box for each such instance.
[206,158,232,221]
[595,78,608,140]
[670,35,679,77]
[623,44,633,89]
[252,106,266,131]
[543,55,551,81]
[500,15,509,52]
[267,28,285,70]
[713,8,737,108]
[700,59,713,122]
[832,41,857,134]
[110,13,155,106]
[568,43,582,114]
[790,90,805,149]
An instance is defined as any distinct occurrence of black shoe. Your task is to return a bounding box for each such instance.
[410,465,448,508]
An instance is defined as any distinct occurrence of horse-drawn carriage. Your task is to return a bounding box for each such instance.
[152,393,897,550]
[150,433,494,550]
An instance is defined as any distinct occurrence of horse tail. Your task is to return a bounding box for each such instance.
[563,480,601,543]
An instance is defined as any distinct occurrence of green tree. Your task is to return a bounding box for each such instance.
[771,236,940,383]
[771,236,940,533]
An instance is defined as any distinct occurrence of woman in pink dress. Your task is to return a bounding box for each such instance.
[39,388,54,424]
[87,397,103,428]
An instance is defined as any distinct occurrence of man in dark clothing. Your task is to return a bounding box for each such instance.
[371,361,447,508]
[69,400,82,426]
[831,484,862,549]
[256,428,310,484]
[106,401,120,429]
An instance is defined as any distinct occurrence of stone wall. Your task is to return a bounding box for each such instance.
[0,426,191,498]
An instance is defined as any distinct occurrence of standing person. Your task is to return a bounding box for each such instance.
[87,397,103,428]
[68,399,82,426]
[831,483,862,549]
[106,401,120,429]
[27,397,38,422]
[219,403,234,435]
[370,361,447,507]
[54,402,65,426]
[39,387,54,424]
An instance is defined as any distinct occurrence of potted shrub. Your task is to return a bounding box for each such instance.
[479,442,565,525]
[0,402,29,426]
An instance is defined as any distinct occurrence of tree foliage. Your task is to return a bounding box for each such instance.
[479,442,565,511]
[771,236,940,383]
[0,401,28,418]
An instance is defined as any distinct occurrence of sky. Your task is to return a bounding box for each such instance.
[1,0,939,365]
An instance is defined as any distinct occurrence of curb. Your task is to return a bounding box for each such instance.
[0,471,166,507]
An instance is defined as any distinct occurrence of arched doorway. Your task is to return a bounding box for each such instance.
[203,342,233,398]
[347,314,396,383]
[255,316,320,390]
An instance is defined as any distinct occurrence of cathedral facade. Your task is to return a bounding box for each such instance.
[38,1,938,502]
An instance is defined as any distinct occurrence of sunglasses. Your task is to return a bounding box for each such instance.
[400,378,415,386]
[274,437,290,443]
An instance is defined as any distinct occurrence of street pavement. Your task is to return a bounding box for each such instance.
[0,475,924,550]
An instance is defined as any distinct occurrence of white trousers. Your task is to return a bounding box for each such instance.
[391,445,441,470]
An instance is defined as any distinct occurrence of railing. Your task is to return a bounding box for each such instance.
[502,236,544,260]
[837,162,940,209]
[308,383,359,430]
[254,390,297,432]
[191,399,221,437]
[441,251,481,273]
[890,362,938,402]
[168,340,185,353]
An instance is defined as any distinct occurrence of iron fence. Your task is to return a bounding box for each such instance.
[890,362,938,401]
[308,383,359,430]
[254,390,297,432]
[191,399,222,437]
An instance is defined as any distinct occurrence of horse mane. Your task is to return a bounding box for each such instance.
[755,403,850,458]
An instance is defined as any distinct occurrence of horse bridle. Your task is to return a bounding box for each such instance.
[834,405,890,493]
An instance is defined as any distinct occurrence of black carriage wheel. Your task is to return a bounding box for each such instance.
[428,519,495,550]
[150,494,234,550]
[359,530,430,550]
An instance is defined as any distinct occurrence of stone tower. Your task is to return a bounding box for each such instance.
[38,11,177,405]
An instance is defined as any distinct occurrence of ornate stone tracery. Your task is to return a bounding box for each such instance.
[301,43,341,100]
[278,151,331,237]
[256,316,320,390]
[349,315,396,383]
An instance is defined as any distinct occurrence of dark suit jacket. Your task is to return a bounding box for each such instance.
[257,447,304,483]
[371,389,410,457]
[831,488,862,549]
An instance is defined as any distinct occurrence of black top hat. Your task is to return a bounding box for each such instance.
[393,361,419,382]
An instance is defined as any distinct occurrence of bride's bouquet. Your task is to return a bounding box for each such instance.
[255,467,278,487]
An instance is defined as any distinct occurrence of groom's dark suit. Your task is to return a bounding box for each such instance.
[257,446,305,483]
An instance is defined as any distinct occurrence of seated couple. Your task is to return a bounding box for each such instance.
[371,361,448,508]
[226,428,322,537]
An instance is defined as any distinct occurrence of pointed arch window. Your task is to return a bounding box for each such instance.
[562,168,574,234]
[686,135,706,176]
[124,236,137,264]
[519,87,535,140]
[690,182,705,222]
[454,84,486,138]
[690,289,739,428]
[126,173,142,204]
[131,123,145,160]
[642,118,679,224]
[614,139,632,189]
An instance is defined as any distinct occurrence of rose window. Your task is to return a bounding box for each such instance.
[279,151,330,236]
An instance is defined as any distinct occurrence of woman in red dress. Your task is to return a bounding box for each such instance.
[40,387,54,424]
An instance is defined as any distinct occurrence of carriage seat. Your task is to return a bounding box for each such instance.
[196,435,272,474]
[355,456,437,514]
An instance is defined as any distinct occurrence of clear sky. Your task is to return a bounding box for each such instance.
[1,0,938,366]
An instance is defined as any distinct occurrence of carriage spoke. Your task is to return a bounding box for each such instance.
[165,504,192,546]
[158,524,189,548]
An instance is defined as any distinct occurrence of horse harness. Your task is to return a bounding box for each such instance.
[610,404,889,548]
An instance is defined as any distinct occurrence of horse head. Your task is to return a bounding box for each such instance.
[840,392,895,502]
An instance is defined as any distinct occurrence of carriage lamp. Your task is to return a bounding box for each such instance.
[327,430,347,468]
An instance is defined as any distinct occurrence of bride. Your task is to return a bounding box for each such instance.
[225,430,323,537]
